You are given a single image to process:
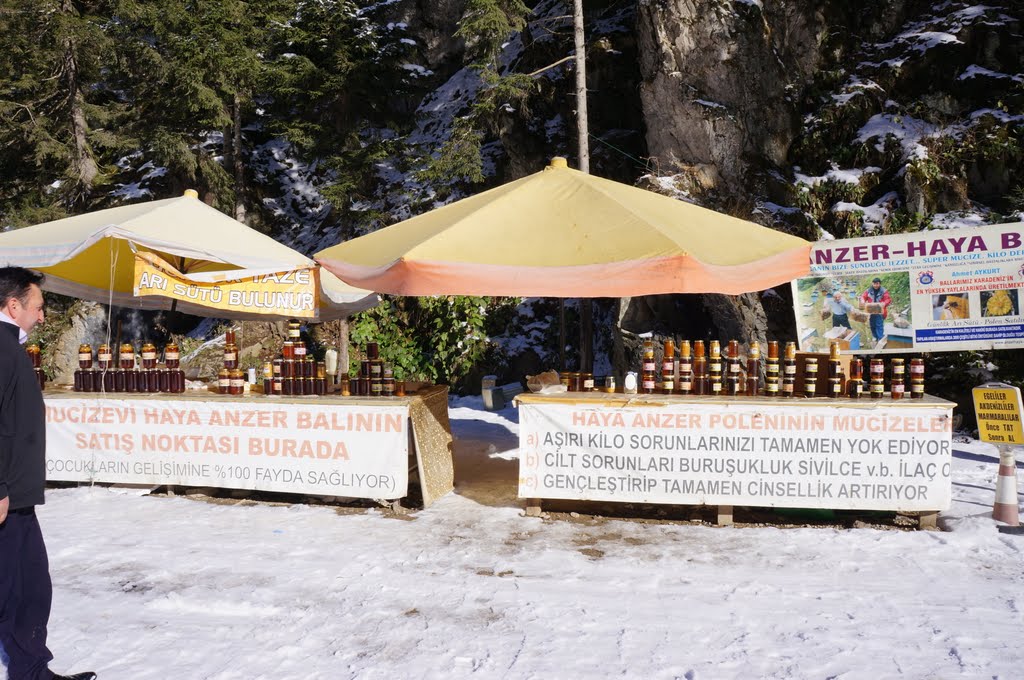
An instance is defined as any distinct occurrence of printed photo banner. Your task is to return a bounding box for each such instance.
[133,251,320,318]
[519,401,953,511]
[45,397,410,499]
[792,222,1024,354]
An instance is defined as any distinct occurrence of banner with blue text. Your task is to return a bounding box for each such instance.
[792,222,1024,353]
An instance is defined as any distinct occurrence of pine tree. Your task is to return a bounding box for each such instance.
[421,0,533,184]
[0,0,117,220]
[109,0,292,217]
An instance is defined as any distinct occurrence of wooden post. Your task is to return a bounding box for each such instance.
[338,318,350,380]
[918,511,938,530]
[717,505,734,526]
[573,0,592,374]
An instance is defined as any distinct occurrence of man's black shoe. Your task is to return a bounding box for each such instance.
[52,672,97,680]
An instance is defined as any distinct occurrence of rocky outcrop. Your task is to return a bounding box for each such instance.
[636,0,829,196]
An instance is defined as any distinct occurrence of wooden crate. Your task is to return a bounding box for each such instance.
[823,327,861,350]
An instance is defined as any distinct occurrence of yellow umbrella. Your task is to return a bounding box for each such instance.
[0,190,378,320]
[315,157,810,297]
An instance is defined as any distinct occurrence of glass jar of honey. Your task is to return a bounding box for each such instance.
[218,367,230,394]
[223,343,238,369]
[229,369,245,395]
[25,344,41,368]
[78,343,93,369]
[97,343,113,369]
[164,342,180,369]
[119,343,135,369]
[141,342,157,369]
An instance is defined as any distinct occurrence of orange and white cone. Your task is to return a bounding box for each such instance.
[993,448,1020,526]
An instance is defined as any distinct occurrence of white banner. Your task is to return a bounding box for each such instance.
[518,401,953,511]
[45,397,409,499]
[793,222,1024,353]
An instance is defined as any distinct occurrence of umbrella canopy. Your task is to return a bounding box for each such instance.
[0,191,378,320]
[315,157,810,297]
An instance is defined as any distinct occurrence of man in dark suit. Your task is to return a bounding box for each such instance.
[0,267,96,680]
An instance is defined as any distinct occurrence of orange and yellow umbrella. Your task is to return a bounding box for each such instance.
[315,157,810,297]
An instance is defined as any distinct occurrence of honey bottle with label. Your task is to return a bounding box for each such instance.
[661,339,675,394]
[827,341,843,398]
[746,341,761,396]
[725,340,742,396]
[890,358,906,400]
[869,358,885,399]
[678,341,693,395]
[847,358,864,399]
[909,358,925,399]
[693,341,707,395]
[781,342,797,397]
[641,339,657,394]
[764,341,780,397]
[708,340,723,396]
[803,357,819,398]
[164,342,180,369]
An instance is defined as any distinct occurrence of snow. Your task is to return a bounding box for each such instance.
[855,114,939,161]
[958,64,1024,83]
[794,164,881,187]
[831,191,900,233]
[931,210,993,229]
[7,400,1023,680]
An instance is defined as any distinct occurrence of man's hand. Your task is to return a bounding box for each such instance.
[0,495,8,524]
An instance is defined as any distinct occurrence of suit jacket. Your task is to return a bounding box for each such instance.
[0,320,46,509]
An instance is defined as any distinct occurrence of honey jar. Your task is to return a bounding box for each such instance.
[97,343,113,369]
[119,343,135,369]
[78,343,93,369]
[164,342,180,369]
[141,342,157,369]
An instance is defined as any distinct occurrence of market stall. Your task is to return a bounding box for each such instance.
[2,191,457,506]
[0,189,378,319]
[43,386,453,507]
[516,391,954,526]
[314,156,824,517]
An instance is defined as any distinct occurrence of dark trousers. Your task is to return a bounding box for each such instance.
[869,314,885,340]
[0,508,54,680]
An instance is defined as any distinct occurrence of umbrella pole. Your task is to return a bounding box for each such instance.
[559,299,566,372]
[580,299,593,374]
[338,319,349,390]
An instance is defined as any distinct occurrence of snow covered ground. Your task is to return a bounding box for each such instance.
[5,397,1023,679]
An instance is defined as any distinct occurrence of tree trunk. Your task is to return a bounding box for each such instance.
[233,92,247,223]
[61,0,97,204]
[573,0,593,372]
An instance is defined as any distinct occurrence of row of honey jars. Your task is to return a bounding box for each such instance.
[560,372,597,391]
[264,376,328,397]
[339,374,403,397]
[73,368,185,393]
[637,339,926,399]
[78,342,180,370]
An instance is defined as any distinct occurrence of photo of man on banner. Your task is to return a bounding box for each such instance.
[861,277,892,344]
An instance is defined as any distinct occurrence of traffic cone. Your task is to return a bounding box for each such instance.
[993,448,1020,526]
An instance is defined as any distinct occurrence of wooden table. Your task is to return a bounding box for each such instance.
[516,392,954,526]
[43,385,453,507]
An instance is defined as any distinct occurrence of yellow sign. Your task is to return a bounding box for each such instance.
[133,252,319,318]
[972,384,1023,445]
